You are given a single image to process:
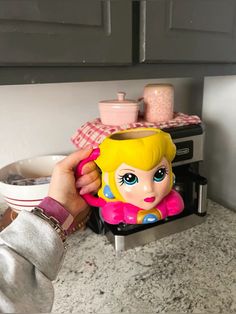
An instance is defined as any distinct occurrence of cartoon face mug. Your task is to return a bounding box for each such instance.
[76,128,184,225]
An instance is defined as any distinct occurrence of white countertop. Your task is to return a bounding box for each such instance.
[51,200,236,313]
[0,200,235,313]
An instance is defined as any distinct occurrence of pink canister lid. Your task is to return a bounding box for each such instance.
[99,92,139,125]
[99,92,138,107]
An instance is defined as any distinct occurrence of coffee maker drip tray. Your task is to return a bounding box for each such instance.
[106,213,206,252]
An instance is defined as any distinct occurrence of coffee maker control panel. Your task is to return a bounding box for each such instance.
[164,124,204,166]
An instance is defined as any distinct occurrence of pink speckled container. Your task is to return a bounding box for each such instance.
[143,84,174,123]
[99,92,139,126]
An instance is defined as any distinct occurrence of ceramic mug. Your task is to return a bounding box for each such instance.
[76,128,184,225]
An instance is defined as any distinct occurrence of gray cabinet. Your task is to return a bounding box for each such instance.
[2,0,236,84]
[140,0,236,63]
[0,0,132,65]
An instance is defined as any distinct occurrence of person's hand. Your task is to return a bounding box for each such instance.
[48,147,101,217]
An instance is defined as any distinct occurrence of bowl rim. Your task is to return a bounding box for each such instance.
[0,154,66,186]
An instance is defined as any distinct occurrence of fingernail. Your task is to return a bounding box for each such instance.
[76,178,83,188]
[80,188,87,195]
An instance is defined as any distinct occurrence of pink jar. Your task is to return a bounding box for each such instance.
[99,92,139,126]
[143,84,174,123]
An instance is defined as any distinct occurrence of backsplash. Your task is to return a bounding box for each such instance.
[1,76,235,210]
[0,78,202,168]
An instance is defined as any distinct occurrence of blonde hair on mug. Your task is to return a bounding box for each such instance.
[96,128,176,202]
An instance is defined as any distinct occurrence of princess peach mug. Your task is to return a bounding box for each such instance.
[76,128,184,225]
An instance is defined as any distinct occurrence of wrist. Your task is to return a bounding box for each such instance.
[32,197,91,240]
[38,196,74,230]
[32,207,67,243]
[33,196,74,242]
[47,192,88,218]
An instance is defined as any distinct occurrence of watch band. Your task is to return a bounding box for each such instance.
[32,197,91,241]
[32,207,67,243]
[37,196,74,232]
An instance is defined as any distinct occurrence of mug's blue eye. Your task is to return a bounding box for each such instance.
[119,173,138,186]
[153,167,167,182]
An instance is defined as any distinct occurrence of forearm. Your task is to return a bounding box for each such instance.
[0,211,65,313]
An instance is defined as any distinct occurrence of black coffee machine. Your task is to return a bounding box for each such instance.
[88,124,207,252]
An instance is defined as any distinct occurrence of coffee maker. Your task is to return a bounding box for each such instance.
[87,123,207,252]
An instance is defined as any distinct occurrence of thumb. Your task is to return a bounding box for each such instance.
[59,147,93,171]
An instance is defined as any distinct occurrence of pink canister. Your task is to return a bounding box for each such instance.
[99,92,139,126]
[143,84,174,123]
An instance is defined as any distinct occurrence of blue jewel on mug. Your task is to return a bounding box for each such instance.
[103,185,115,199]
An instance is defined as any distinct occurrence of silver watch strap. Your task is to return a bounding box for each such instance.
[32,207,67,243]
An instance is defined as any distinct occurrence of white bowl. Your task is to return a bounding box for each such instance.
[0,155,66,211]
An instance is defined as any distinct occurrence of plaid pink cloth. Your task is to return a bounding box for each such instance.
[71,112,201,149]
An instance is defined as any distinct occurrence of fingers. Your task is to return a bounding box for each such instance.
[76,161,101,195]
[51,147,101,198]
[81,161,97,175]
[57,146,93,171]
[80,177,101,195]
[76,168,100,188]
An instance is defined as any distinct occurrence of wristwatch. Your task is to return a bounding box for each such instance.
[32,197,92,242]
[32,196,74,243]
[32,207,68,243]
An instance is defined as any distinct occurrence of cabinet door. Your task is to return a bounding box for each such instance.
[140,0,236,63]
[0,0,132,65]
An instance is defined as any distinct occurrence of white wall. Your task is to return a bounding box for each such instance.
[202,76,236,210]
[1,76,235,210]
[0,78,201,168]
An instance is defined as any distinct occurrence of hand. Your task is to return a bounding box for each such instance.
[48,148,101,217]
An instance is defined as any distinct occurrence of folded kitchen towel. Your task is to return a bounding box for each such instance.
[71,112,201,149]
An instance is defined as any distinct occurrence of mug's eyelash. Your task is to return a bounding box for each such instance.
[118,175,124,186]
[159,166,168,174]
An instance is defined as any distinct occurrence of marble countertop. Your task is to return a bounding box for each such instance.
[52,200,236,313]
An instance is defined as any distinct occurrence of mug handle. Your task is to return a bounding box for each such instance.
[75,148,106,207]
